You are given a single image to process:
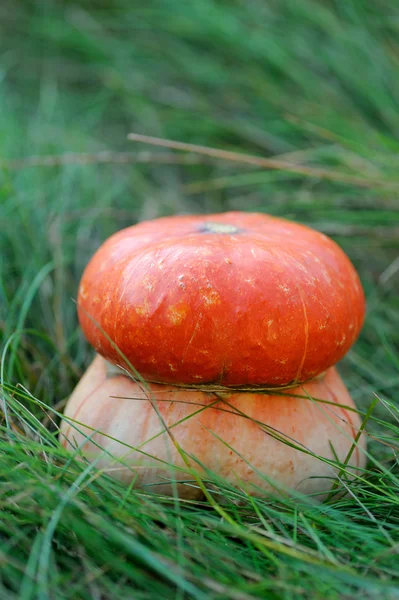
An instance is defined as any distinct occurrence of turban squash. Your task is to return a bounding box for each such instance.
[61,212,366,499]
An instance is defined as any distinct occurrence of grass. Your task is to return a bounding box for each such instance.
[1,0,399,597]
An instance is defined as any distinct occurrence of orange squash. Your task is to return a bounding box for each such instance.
[63,212,367,499]
[60,355,365,500]
[77,212,365,387]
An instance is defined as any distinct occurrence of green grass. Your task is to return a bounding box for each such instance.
[1,0,399,597]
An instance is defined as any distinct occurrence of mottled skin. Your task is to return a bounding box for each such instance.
[78,212,365,386]
[60,356,366,500]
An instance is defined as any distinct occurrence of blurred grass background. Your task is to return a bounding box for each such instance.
[0,1,399,598]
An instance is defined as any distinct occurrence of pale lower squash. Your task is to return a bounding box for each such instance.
[60,355,366,500]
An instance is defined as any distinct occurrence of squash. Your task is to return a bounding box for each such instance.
[77,212,365,387]
[62,212,367,499]
[60,355,365,500]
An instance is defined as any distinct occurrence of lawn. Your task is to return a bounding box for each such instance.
[1,1,399,598]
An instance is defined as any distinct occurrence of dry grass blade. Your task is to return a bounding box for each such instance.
[127,133,399,189]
